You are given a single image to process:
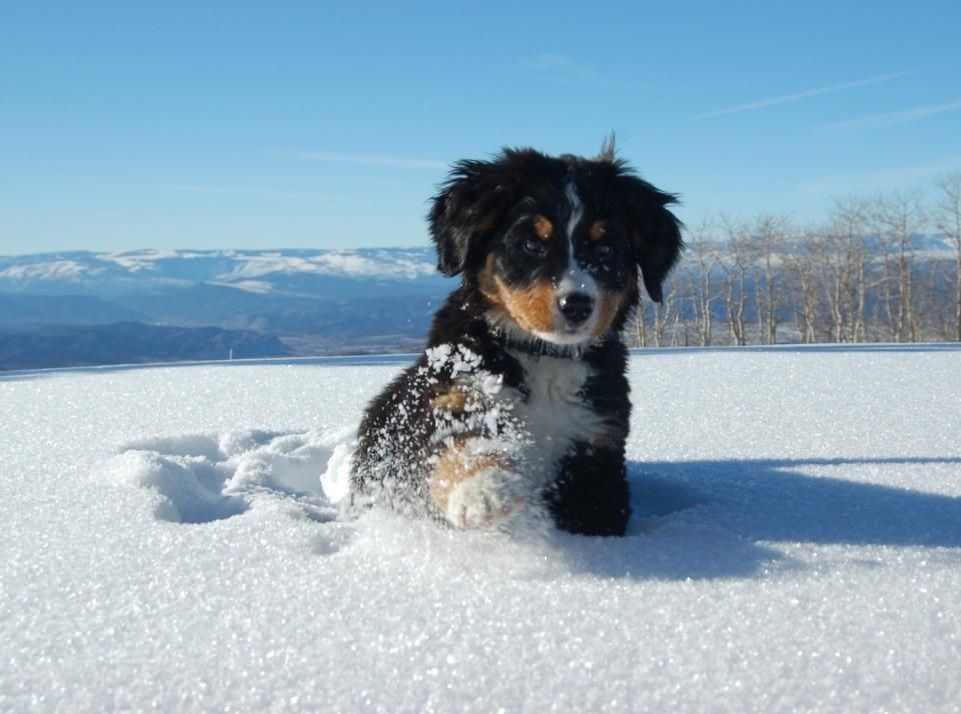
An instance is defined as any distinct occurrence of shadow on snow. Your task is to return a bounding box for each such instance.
[560,456,961,581]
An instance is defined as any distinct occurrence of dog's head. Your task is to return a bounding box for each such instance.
[429,145,683,347]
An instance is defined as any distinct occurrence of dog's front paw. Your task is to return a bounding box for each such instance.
[430,439,527,529]
[444,467,526,529]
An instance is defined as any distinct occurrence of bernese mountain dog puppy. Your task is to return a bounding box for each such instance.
[349,144,682,536]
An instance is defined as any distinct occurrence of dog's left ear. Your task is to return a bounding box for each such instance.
[428,160,509,277]
[617,176,684,302]
[429,151,529,277]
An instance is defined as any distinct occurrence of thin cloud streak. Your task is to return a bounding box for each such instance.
[694,71,913,119]
[109,183,347,202]
[814,99,961,134]
[528,53,598,81]
[525,53,643,89]
[282,151,449,171]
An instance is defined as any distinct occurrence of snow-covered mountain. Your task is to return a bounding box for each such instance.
[2,239,957,369]
[0,247,447,297]
[2,346,960,711]
[0,248,453,366]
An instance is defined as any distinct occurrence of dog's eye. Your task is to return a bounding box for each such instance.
[523,238,546,256]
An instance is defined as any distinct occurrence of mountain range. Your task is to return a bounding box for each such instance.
[0,248,452,369]
[2,237,956,370]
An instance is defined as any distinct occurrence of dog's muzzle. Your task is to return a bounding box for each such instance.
[557,292,594,326]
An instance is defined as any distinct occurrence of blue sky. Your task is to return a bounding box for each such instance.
[2,0,960,255]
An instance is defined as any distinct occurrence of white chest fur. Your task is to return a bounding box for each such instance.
[505,350,607,479]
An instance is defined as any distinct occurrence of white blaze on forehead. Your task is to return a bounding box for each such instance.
[564,180,584,239]
[560,179,597,299]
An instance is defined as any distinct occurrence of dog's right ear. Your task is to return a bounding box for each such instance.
[428,157,518,277]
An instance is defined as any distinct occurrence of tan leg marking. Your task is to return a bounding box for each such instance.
[431,390,471,414]
[430,440,510,513]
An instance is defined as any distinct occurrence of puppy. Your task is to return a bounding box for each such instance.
[348,144,682,535]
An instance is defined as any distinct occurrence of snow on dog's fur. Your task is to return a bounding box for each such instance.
[348,143,682,535]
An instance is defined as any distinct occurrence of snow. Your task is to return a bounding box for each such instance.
[1,248,441,290]
[217,250,437,282]
[0,260,103,281]
[2,345,960,712]
[208,279,276,294]
[96,249,183,272]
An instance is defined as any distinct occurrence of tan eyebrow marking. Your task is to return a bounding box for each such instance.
[533,214,553,240]
[478,211,498,234]
[589,220,607,242]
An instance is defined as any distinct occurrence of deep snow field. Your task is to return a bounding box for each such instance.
[2,345,961,712]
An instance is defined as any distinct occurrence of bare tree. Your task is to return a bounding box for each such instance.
[652,278,680,347]
[915,258,951,340]
[933,172,961,341]
[821,197,872,342]
[719,217,751,345]
[873,192,926,342]
[628,304,648,348]
[681,219,721,346]
[783,227,822,343]
[624,183,959,348]
[627,275,680,348]
[751,214,789,344]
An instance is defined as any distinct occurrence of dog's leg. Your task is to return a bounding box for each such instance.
[547,442,631,536]
[430,439,525,528]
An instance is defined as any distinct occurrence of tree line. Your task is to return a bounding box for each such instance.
[630,173,961,347]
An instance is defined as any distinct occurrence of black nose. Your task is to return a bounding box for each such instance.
[557,292,594,325]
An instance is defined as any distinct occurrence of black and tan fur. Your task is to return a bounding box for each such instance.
[349,145,682,536]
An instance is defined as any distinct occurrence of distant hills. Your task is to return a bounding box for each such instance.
[2,237,956,370]
[0,248,452,370]
[0,322,291,371]
[0,293,147,325]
